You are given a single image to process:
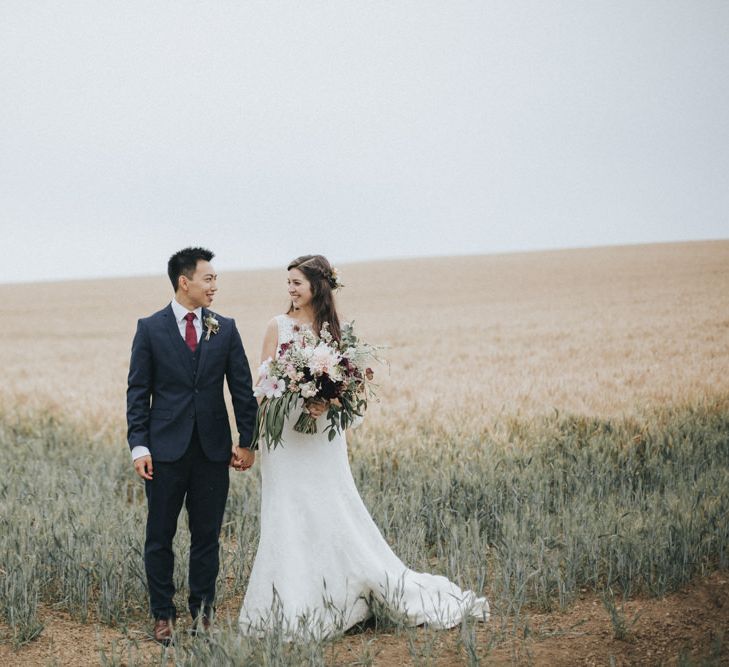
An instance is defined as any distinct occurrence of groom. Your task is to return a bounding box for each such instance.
[126,247,258,644]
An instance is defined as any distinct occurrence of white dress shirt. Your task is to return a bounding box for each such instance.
[131,299,203,461]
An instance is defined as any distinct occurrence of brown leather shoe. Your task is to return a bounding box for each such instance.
[153,618,174,645]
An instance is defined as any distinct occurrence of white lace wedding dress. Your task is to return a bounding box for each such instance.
[238,315,489,638]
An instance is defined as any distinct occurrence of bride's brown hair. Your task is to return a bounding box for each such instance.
[287,254,342,342]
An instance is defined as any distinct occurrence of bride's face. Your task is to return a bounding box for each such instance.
[288,268,312,310]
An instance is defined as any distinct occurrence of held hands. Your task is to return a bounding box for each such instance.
[133,449,253,478]
[231,445,255,472]
[134,455,154,481]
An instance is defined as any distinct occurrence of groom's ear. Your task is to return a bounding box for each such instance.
[177,275,188,292]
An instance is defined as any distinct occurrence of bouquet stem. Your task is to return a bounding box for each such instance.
[294,411,319,434]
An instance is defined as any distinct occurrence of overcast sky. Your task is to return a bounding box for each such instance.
[1,1,727,284]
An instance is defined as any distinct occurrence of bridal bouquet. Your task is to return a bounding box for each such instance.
[252,322,379,450]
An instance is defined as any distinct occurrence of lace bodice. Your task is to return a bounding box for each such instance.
[275,314,354,347]
[275,314,305,346]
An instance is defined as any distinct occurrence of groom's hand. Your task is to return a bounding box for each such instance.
[134,455,154,481]
[231,445,255,471]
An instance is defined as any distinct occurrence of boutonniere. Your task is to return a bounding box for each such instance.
[203,313,220,341]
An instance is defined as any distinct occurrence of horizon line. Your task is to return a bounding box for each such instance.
[3,237,727,288]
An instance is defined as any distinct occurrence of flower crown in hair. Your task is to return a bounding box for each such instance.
[328,266,344,290]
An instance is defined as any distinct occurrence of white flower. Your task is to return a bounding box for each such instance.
[299,381,318,399]
[203,314,220,341]
[330,267,343,289]
[319,321,333,343]
[258,357,272,378]
[307,342,341,376]
[253,379,270,398]
[254,375,286,399]
[269,377,286,398]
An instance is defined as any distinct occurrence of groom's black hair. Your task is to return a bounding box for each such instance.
[167,247,215,291]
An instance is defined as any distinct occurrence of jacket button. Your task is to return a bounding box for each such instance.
[195,389,199,394]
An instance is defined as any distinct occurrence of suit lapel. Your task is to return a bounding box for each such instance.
[163,304,195,380]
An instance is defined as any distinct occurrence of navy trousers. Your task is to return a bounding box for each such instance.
[144,427,229,620]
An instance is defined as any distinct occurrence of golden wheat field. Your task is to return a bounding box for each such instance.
[2,240,729,666]
[3,240,728,435]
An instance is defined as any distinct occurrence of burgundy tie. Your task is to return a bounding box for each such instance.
[184,312,197,352]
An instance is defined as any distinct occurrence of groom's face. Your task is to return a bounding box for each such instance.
[178,260,218,309]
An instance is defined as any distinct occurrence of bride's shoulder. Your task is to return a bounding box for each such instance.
[265,315,283,333]
[264,314,291,337]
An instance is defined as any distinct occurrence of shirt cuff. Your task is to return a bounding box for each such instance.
[131,445,151,461]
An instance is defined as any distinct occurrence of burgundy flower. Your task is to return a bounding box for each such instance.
[319,374,343,400]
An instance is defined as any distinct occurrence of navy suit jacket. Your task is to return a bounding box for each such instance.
[126,304,259,463]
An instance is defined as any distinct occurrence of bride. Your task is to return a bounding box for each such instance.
[238,254,489,638]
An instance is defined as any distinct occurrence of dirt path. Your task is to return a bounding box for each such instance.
[2,572,727,665]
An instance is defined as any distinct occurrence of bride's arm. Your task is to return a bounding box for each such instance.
[255,318,279,405]
[260,318,278,365]
[231,318,278,468]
